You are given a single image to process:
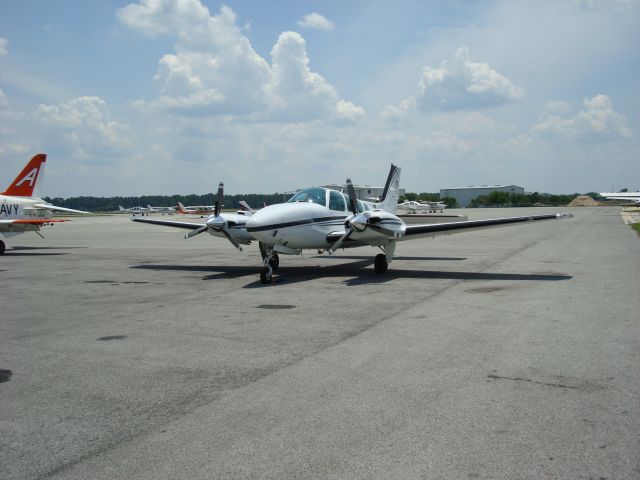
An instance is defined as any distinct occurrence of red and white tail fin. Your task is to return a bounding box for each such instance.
[2,153,47,197]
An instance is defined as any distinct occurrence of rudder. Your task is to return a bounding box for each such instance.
[2,154,47,197]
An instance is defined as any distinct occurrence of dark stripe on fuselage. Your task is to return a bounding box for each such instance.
[246,215,346,233]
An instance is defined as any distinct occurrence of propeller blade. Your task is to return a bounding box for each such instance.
[346,178,358,215]
[184,225,208,239]
[215,182,224,217]
[220,227,243,251]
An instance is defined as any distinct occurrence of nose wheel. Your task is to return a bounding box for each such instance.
[260,266,273,284]
[259,244,279,284]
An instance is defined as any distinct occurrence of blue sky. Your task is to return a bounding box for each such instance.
[1,0,638,197]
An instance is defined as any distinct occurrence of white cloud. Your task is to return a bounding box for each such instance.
[118,1,361,122]
[532,94,632,141]
[36,96,132,159]
[0,37,8,57]
[415,47,525,112]
[297,13,335,31]
[117,0,211,37]
[0,88,7,107]
[266,31,364,122]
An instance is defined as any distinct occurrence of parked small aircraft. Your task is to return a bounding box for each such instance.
[599,192,640,204]
[176,202,217,216]
[147,204,176,214]
[397,200,446,213]
[132,165,569,284]
[1,153,89,254]
[118,205,150,215]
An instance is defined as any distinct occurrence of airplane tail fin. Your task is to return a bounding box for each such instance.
[118,205,126,212]
[2,153,47,197]
[177,202,186,213]
[373,164,401,214]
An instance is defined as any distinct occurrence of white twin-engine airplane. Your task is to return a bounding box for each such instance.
[397,200,446,213]
[0,154,89,254]
[132,165,569,284]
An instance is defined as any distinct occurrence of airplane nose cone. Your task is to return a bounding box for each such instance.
[206,214,225,231]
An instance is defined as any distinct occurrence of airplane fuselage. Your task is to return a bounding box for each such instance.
[1,196,54,222]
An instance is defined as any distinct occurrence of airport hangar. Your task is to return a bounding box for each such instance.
[323,183,406,201]
[440,185,525,207]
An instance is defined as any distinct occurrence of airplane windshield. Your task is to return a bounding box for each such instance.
[287,188,327,207]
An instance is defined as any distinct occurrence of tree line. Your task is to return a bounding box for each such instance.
[44,190,602,212]
[400,191,601,208]
[42,193,292,212]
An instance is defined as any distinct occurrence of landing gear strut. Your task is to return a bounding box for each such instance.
[0,240,5,255]
[259,242,279,284]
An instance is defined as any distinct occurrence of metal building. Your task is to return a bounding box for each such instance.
[439,185,524,207]
[324,184,406,201]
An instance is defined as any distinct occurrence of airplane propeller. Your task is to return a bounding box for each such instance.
[329,178,358,253]
[183,182,243,251]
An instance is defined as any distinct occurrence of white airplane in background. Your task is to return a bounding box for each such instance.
[599,192,640,204]
[118,205,149,215]
[146,204,176,214]
[0,153,89,254]
[132,165,570,284]
[133,183,254,249]
[397,200,446,213]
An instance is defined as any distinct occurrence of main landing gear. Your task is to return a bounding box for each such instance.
[374,242,395,274]
[0,240,5,255]
[374,253,388,273]
[259,242,279,284]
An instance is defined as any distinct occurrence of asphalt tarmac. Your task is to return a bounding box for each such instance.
[1,207,638,479]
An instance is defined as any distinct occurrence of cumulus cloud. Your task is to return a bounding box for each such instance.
[36,96,132,159]
[297,13,335,31]
[118,1,361,122]
[117,0,210,37]
[266,32,364,122]
[532,94,631,141]
[415,47,525,112]
[0,37,7,57]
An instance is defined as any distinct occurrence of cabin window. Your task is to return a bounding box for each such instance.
[329,191,347,212]
[288,188,327,207]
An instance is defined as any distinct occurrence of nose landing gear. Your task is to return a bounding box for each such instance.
[259,242,279,284]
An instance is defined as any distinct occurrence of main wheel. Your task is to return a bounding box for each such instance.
[374,253,388,274]
[260,266,273,284]
[0,240,5,255]
[269,252,279,271]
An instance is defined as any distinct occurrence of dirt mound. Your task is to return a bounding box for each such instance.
[568,195,599,207]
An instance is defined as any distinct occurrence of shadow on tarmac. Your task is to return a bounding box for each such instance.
[4,246,87,256]
[132,261,572,288]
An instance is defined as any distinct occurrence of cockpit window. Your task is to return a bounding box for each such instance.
[287,188,327,207]
[345,197,370,213]
[329,190,346,212]
[357,200,370,212]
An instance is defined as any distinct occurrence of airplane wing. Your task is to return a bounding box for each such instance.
[131,217,205,230]
[33,203,90,214]
[403,213,567,239]
[0,218,69,233]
